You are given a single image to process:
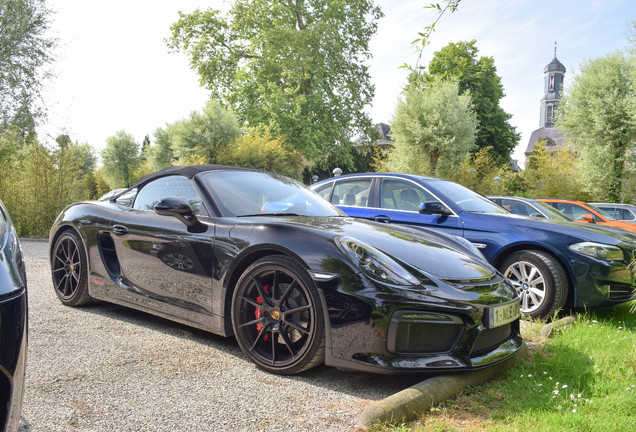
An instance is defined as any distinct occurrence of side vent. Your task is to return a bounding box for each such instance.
[97,233,121,278]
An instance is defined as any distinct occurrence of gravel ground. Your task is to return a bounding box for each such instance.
[19,239,422,432]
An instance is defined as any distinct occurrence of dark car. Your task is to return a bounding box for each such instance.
[49,165,523,375]
[0,200,27,432]
[311,173,636,318]
[488,196,573,221]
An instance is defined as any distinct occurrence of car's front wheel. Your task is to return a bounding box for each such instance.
[231,255,325,375]
[500,250,568,318]
[51,230,92,306]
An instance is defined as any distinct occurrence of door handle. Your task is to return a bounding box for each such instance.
[113,224,129,237]
[373,215,391,223]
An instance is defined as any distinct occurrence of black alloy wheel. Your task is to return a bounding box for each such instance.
[51,230,91,306]
[231,255,325,375]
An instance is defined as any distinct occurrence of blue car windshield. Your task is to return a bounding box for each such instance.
[429,179,508,214]
[200,171,343,217]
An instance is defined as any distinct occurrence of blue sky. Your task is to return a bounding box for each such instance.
[40,0,635,169]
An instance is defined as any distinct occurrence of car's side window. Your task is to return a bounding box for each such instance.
[133,175,205,215]
[622,209,635,221]
[331,178,372,207]
[380,179,436,212]
[554,203,600,221]
[312,182,334,202]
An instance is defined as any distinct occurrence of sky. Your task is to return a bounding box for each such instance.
[39,0,635,169]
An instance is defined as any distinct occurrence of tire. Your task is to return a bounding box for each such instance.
[51,230,92,306]
[499,250,568,319]
[231,255,325,375]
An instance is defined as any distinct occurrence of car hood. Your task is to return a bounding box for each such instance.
[462,211,636,245]
[244,215,495,281]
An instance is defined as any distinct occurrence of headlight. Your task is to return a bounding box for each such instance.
[569,242,624,261]
[450,234,487,261]
[336,236,420,286]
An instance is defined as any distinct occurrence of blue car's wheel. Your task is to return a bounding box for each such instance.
[501,250,567,318]
[231,255,325,375]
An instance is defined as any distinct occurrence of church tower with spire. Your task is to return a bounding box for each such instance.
[540,44,566,128]
[524,45,567,166]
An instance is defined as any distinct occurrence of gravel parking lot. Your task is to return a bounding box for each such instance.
[19,239,422,432]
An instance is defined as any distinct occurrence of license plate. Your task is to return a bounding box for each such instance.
[483,299,520,329]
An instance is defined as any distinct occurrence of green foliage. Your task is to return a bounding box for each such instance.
[101,130,141,188]
[0,130,97,236]
[167,0,382,163]
[0,0,55,129]
[384,76,477,177]
[427,40,519,162]
[216,128,303,178]
[556,51,636,203]
[522,141,588,200]
[151,100,241,167]
[448,147,506,195]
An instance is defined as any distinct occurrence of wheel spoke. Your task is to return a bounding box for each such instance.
[285,319,310,335]
[239,295,261,310]
[284,304,311,315]
[249,323,270,352]
[237,317,263,329]
[250,275,271,306]
[278,328,296,358]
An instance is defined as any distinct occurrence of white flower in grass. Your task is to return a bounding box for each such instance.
[572,409,577,413]
[562,384,568,389]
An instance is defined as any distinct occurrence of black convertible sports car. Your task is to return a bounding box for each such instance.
[0,199,27,432]
[49,165,522,375]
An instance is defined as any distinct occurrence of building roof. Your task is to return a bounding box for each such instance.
[524,127,566,156]
[544,55,566,73]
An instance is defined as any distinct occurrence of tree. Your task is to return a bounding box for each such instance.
[0,0,55,129]
[427,40,519,162]
[167,0,382,164]
[522,140,587,200]
[151,100,241,167]
[216,128,303,178]
[384,76,477,177]
[556,51,636,202]
[101,131,141,188]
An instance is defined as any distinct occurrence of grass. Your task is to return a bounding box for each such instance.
[367,303,636,432]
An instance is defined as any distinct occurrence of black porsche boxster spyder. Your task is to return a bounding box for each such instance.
[49,165,523,375]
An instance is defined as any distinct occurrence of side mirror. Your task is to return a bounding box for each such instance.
[581,214,595,223]
[418,201,451,216]
[154,197,200,227]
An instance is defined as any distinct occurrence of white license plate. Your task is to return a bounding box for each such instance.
[484,300,520,328]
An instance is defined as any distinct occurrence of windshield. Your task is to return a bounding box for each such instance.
[532,200,573,221]
[428,179,508,214]
[200,171,343,217]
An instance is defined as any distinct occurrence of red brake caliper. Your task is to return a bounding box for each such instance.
[255,284,271,341]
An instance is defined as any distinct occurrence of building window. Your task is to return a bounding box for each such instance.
[546,105,553,125]
[549,74,555,91]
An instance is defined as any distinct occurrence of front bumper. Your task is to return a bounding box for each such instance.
[568,248,636,308]
[318,275,523,374]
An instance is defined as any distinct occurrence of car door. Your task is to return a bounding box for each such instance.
[370,177,463,237]
[109,175,216,313]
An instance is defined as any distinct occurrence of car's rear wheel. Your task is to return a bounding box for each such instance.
[231,255,325,375]
[500,250,567,318]
[51,230,92,306]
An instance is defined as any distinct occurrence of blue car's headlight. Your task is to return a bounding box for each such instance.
[569,242,624,261]
[336,236,420,286]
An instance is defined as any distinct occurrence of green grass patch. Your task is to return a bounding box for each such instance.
[368,304,636,432]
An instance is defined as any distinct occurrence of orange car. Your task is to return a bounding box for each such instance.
[538,198,636,233]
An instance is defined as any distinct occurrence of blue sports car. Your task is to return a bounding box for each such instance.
[311,173,636,318]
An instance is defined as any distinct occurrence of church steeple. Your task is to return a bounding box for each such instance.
[540,43,566,128]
